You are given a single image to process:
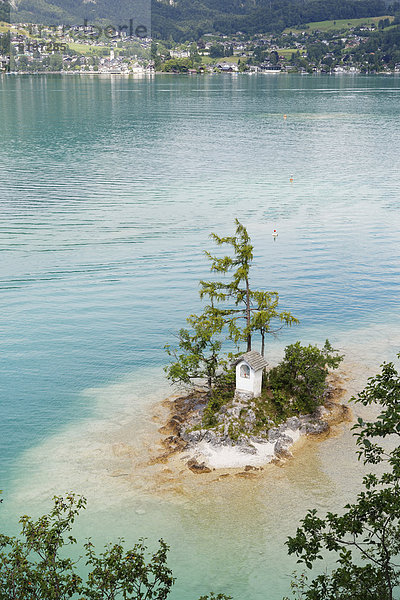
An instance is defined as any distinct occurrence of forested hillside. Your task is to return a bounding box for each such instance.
[354,21,400,65]
[152,0,394,40]
[2,0,399,40]
[2,0,144,25]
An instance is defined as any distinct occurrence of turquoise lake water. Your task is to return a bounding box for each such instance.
[1,73,400,598]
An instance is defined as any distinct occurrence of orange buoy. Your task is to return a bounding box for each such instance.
[283,114,287,120]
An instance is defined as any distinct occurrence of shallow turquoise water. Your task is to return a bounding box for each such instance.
[1,73,400,598]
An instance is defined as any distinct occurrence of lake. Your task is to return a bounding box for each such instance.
[1,72,400,598]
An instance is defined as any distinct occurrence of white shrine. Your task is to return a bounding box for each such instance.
[233,350,268,398]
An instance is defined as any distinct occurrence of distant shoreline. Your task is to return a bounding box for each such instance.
[3,71,400,77]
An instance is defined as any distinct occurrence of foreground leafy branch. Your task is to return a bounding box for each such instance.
[0,493,231,600]
[285,355,400,600]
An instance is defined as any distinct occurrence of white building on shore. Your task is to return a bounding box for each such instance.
[233,350,268,398]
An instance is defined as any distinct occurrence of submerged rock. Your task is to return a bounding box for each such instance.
[302,421,330,435]
[187,458,212,474]
[274,438,293,459]
[286,416,301,430]
[268,428,281,442]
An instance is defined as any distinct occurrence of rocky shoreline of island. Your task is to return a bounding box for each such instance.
[155,375,351,474]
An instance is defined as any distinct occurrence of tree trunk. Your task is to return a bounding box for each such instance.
[247,334,251,352]
[261,331,265,357]
[246,277,251,352]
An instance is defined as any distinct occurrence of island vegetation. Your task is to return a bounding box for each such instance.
[164,220,343,454]
[165,219,299,388]
[1,356,400,599]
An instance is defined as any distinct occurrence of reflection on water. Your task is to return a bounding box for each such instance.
[1,74,400,598]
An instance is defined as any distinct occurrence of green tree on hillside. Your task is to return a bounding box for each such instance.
[189,42,202,65]
[0,31,10,55]
[208,44,225,58]
[151,41,162,70]
[270,50,279,64]
[0,1,10,23]
[49,52,63,71]
[161,58,192,72]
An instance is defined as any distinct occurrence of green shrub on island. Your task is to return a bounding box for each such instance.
[164,311,224,390]
[199,340,343,437]
[267,340,344,415]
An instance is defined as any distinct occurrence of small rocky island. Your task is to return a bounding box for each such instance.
[160,220,350,474]
[159,348,350,474]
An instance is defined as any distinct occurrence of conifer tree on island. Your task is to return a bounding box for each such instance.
[200,219,299,353]
[199,219,255,353]
[164,310,224,390]
[165,219,298,390]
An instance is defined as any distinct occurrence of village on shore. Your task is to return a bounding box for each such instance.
[1,14,400,75]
